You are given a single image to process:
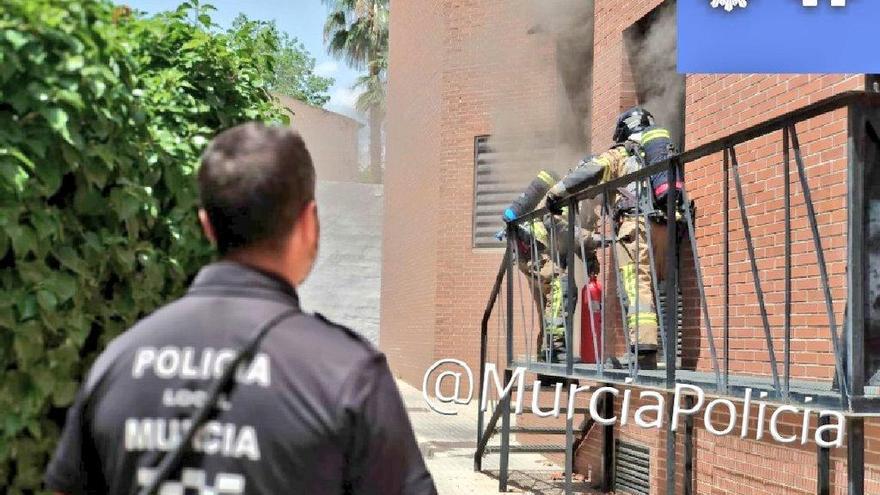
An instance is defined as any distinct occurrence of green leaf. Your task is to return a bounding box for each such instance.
[42,108,73,144]
[0,230,9,260]
[52,246,88,276]
[7,224,36,257]
[2,30,28,50]
[0,147,34,169]
[30,209,58,241]
[82,159,110,188]
[110,188,140,220]
[92,79,106,98]
[12,329,42,364]
[43,272,76,304]
[36,290,57,311]
[55,89,84,110]
[73,188,105,215]
[36,160,63,196]
[63,54,84,72]
[0,160,25,189]
[31,367,54,397]
[16,294,37,321]
[51,380,78,407]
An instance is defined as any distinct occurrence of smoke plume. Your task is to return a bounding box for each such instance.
[483,0,595,177]
[624,0,685,147]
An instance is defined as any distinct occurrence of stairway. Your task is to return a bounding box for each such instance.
[474,376,606,493]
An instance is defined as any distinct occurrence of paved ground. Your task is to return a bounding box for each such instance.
[298,181,382,344]
[398,380,597,494]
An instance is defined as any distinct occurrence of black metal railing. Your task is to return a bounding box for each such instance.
[474,91,880,495]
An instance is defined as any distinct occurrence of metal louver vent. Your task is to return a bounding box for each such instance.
[657,284,683,360]
[614,440,650,495]
[472,136,554,248]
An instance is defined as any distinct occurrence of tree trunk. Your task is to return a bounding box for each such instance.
[368,104,383,183]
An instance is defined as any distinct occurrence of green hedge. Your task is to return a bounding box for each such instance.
[0,1,286,492]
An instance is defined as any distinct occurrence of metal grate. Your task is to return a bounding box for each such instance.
[472,136,552,248]
[614,440,651,495]
[657,284,683,360]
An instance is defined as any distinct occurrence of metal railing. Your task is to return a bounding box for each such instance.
[474,91,880,495]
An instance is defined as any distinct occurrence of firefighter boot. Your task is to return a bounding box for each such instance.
[550,333,567,364]
[634,347,658,370]
[537,327,566,363]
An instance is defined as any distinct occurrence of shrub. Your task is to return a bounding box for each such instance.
[0,1,286,491]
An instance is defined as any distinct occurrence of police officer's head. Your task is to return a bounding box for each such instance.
[197,123,318,285]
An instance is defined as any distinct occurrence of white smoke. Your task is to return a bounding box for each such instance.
[483,0,595,177]
[625,0,685,147]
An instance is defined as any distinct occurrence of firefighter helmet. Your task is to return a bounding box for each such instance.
[613,107,655,143]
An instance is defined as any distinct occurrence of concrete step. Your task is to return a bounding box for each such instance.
[484,444,567,454]
[497,426,569,435]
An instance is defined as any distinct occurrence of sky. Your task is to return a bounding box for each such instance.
[123,0,363,119]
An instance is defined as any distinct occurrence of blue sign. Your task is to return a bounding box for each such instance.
[678,1,880,73]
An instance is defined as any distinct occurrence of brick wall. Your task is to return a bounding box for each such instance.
[381,0,443,384]
[383,0,569,384]
[383,0,880,493]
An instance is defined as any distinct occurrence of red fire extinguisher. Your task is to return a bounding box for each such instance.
[580,275,603,364]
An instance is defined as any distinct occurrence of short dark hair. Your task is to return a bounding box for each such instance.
[198,123,316,255]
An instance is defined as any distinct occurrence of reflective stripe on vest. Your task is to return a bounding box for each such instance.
[627,312,658,327]
[537,170,556,186]
[653,180,684,198]
[641,128,671,145]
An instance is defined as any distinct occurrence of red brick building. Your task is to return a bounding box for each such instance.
[381,0,879,493]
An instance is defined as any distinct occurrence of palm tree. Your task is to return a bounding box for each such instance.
[323,0,388,183]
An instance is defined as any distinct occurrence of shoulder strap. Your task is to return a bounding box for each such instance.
[137,307,300,495]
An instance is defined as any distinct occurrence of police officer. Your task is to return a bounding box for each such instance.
[45,123,437,495]
[546,107,679,370]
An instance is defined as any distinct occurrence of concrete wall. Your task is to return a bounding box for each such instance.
[278,95,362,183]
[298,181,383,344]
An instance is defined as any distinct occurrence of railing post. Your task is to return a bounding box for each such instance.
[790,123,850,404]
[601,392,615,492]
[566,201,576,376]
[578,200,603,371]
[606,194,635,376]
[845,102,867,495]
[499,226,515,492]
[498,370,512,493]
[677,161,722,388]
[684,395,695,495]
[817,414,830,495]
[565,200,577,495]
[730,146,782,395]
[474,243,510,471]
[783,126,792,400]
[664,157,679,495]
[723,147,730,393]
[507,226,515,367]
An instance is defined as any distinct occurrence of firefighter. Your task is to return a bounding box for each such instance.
[502,171,602,363]
[545,107,679,370]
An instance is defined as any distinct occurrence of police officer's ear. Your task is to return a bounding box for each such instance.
[293,199,319,254]
[198,208,217,246]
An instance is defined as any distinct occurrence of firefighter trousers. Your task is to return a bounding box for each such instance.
[518,252,566,359]
[615,216,668,350]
